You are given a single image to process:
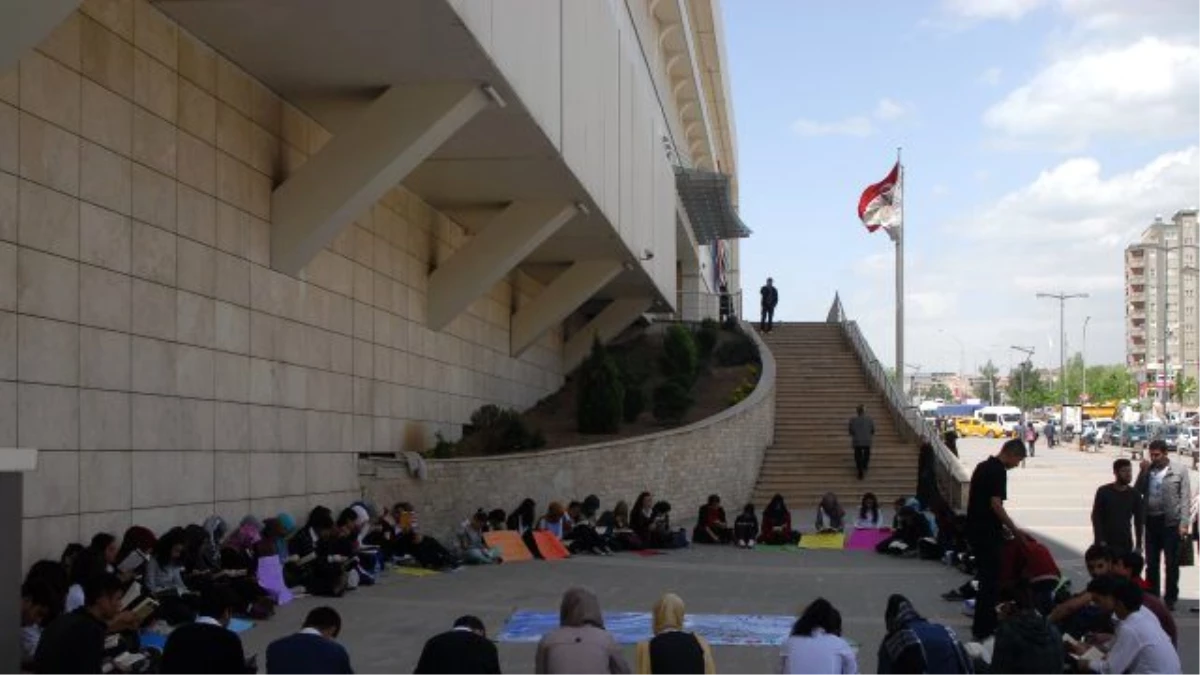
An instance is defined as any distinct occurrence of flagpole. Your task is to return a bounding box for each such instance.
[895,147,905,396]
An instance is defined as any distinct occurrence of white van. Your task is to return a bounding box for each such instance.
[975,406,1023,433]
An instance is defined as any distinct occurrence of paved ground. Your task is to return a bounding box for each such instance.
[236,437,1198,673]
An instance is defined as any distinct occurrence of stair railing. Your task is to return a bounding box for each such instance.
[825,296,971,509]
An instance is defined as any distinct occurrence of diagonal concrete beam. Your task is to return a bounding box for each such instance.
[271,82,490,275]
[0,1,81,74]
[510,260,623,357]
[563,297,653,372]
[427,201,579,332]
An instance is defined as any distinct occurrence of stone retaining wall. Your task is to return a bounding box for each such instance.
[360,322,776,542]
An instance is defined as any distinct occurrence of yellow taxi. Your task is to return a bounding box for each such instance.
[953,417,1008,438]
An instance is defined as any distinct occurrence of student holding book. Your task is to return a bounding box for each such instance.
[734,504,759,548]
[161,586,249,674]
[35,573,125,674]
[287,507,349,597]
[854,493,883,529]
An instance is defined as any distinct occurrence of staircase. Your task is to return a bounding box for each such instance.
[751,322,919,512]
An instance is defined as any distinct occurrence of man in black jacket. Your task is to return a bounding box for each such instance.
[759,278,779,332]
[35,573,124,673]
[414,615,501,674]
[161,586,248,674]
[266,607,354,674]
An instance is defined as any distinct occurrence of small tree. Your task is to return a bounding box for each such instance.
[577,338,625,433]
[653,380,693,423]
[661,324,699,385]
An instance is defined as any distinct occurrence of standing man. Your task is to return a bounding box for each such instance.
[759,277,778,333]
[967,439,1028,640]
[1091,459,1144,557]
[848,404,876,480]
[1134,440,1192,610]
[1044,419,1056,448]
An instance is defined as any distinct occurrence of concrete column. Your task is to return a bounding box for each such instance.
[1,448,37,672]
[563,297,653,372]
[271,83,490,275]
[427,201,579,331]
[0,1,80,73]
[511,260,623,357]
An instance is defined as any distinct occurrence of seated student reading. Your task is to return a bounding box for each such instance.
[458,510,503,564]
[286,507,349,597]
[161,586,248,674]
[647,501,688,549]
[734,504,759,549]
[780,598,857,674]
[815,493,846,533]
[990,583,1065,675]
[487,509,508,532]
[597,500,643,551]
[692,495,733,544]
[1049,544,1118,639]
[760,494,800,545]
[145,528,200,624]
[35,573,125,674]
[387,502,459,570]
[635,593,715,674]
[1070,576,1181,675]
[537,502,574,539]
[876,500,932,556]
[116,526,156,578]
[267,607,354,674]
[854,493,883,529]
[564,499,614,556]
[415,615,501,674]
[877,595,971,674]
[20,578,59,669]
[630,492,657,545]
[1111,551,1177,646]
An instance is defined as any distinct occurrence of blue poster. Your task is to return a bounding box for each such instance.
[497,610,798,646]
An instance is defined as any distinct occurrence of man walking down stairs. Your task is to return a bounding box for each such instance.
[849,405,876,480]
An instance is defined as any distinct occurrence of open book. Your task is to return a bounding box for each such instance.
[1063,634,1104,662]
[117,550,147,574]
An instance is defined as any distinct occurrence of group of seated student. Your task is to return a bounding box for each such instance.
[690,491,894,549]
[19,502,380,673]
[932,538,1184,673]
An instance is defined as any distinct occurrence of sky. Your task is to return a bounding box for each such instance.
[721,0,1200,376]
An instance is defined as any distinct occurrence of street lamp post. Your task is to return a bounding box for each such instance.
[1082,316,1091,402]
[1011,345,1036,417]
[1037,292,1089,406]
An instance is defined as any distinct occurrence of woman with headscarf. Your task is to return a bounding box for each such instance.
[815,493,846,533]
[877,594,971,674]
[760,494,799,545]
[535,587,630,674]
[780,598,857,674]
[272,513,296,562]
[598,500,643,550]
[635,593,715,674]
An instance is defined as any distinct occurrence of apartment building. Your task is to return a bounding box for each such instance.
[0,0,748,568]
[1125,209,1200,399]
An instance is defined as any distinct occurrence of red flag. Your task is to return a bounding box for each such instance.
[857,162,902,233]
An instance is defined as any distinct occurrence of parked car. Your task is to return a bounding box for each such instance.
[954,416,1007,438]
[1103,421,1123,445]
[1176,426,1198,454]
[1120,423,1151,447]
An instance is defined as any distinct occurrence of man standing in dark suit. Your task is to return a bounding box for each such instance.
[266,607,354,674]
[759,277,779,332]
[414,615,501,674]
[161,587,247,674]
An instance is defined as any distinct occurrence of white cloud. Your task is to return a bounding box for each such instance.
[791,98,912,138]
[984,38,1199,146]
[791,115,874,138]
[874,98,910,121]
[979,67,1002,86]
[942,0,1048,21]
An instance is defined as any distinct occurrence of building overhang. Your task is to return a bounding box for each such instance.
[674,167,750,246]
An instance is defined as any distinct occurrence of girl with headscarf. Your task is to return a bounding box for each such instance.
[815,493,846,533]
[760,494,799,544]
[780,598,857,674]
[877,594,971,674]
[635,593,715,674]
[598,500,643,551]
[535,587,630,674]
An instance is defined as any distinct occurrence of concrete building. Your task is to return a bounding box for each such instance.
[1124,209,1200,400]
[0,0,747,569]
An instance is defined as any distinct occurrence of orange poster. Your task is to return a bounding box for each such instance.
[483,531,533,562]
[532,531,571,560]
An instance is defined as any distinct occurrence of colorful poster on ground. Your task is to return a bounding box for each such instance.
[531,531,571,559]
[497,610,800,646]
[484,531,534,562]
[845,528,892,551]
[256,555,293,605]
[799,532,846,550]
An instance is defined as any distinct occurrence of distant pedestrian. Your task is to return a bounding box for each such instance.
[1134,440,1192,610]
[1023,422,1037,458]
[760,278,778,332]
[1044,419,1057,448]
[943,429,959,457]
[848,405,876,480]
[1091,459,1144,557]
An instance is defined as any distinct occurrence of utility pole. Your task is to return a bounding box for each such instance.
[1011,345,1035,416]
[1037,292,1088,406]
[1082,315,1091,402]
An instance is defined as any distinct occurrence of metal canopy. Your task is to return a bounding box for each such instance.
[675,167,751,245]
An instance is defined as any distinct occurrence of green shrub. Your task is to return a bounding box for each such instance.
[714,328,759,367]
[653,379,694,424]
[661,324,699,385]
[728,365,762,407]
[463,404,545,455]
[696,319,720,361]
[577,338,625,434]
[623,385,646,423]
[428,431,456,458]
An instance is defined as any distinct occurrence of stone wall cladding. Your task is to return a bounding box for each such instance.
[5,0,564,567]
[361,322,776,543]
